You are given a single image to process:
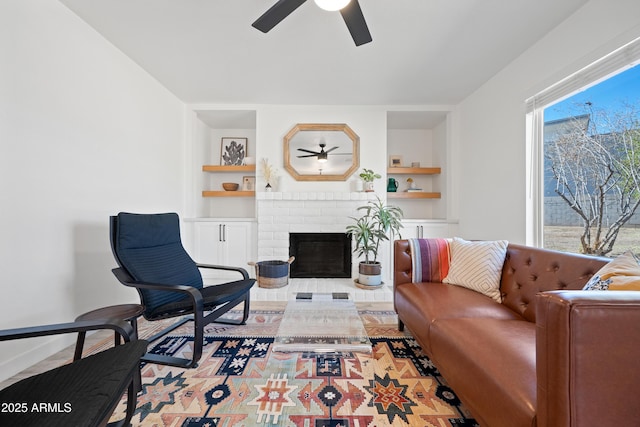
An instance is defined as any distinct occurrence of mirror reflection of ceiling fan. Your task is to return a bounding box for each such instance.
[297,143,351,163]
[252,0,372,46]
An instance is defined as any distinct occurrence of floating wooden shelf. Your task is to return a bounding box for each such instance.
[387,167,441,174]
[387,192,441,199]
[202,191,256,198]
[202,165,256,172]
[387,167,441,199]
[202,165,256,197]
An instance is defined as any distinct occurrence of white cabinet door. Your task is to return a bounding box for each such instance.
[220,222,256,269]
[193,222,224,265]
[192,221,256,280]
[399,222,421,239]
[420,222,450,238]
[400,220,450,239]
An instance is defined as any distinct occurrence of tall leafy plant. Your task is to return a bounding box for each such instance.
[347,197,403,264]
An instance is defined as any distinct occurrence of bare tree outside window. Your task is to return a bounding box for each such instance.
[544,101,640,256]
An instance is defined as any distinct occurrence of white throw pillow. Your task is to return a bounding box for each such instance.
[443,237,508,302]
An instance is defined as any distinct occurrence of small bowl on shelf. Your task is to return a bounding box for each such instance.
[222,182,239,191]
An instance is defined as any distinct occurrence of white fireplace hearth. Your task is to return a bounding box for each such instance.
[250,278,393,302]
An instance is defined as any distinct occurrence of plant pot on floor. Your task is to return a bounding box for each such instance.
[357,261,382,288]
[347,196,403,290]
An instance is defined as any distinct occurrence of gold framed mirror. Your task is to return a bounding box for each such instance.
[283,123,360,181]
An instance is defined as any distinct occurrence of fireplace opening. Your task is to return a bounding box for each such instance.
[289,233,352,278]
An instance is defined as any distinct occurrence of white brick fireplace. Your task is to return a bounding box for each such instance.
[252,191,393,302]
[256,191,376,259]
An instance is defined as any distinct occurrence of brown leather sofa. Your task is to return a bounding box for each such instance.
[394,240,640,427]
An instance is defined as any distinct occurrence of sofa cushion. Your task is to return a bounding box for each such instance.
[394,281,522,355]
[429,318,537,427]
[582,251,640,290]
[443,237,508,302]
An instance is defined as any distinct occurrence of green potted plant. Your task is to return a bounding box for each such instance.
[359,168,381,192]
[346,197,403,287]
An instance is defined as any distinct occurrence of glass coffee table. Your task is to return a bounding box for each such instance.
[273,292,372,353]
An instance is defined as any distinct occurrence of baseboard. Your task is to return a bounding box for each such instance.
[0,333,76,386]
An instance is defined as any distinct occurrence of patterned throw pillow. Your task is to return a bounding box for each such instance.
[443,237,508,302]
[582,251,640,291]
[408,238,451,283]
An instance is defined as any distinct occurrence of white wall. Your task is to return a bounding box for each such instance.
[0,1,185,380]
[256,106,389,195]
[188,115,215,218]
[456,0,640,243]
[432,119,448,219]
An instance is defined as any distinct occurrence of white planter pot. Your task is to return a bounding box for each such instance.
[358,262,382,286]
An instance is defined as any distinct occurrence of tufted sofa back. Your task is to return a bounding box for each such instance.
[393,240,610,323]
[500,244,608,322]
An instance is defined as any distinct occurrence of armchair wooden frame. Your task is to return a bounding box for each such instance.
[111,266,251,368]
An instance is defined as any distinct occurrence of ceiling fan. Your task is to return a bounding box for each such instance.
[297,143,343,163]
[252,0,372,46]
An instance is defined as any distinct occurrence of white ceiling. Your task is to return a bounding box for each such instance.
[59,0,589,105]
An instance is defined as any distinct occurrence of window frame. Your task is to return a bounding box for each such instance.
[525,36,640,248]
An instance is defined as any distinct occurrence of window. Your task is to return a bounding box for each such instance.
[526,37,640,256]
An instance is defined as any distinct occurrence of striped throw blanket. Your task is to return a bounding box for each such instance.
[408,238,451,283]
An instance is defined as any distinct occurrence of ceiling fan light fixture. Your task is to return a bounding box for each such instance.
[314,0,351,12]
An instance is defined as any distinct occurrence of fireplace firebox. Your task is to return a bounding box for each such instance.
[289,233,352,278]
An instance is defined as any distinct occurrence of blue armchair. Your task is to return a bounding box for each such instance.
[110,212,255,368]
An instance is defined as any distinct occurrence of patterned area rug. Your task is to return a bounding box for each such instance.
[108,307,478,427]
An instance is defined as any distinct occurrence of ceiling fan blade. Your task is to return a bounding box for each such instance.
[297,148,321,154]
[252,0,308,33]
[339,0,372,46]
[324,146,339,154]
[297,154,318,158]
